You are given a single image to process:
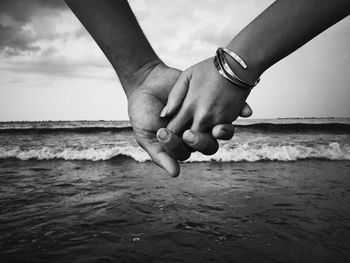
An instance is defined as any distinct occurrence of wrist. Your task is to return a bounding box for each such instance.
[225,36,268,85]
[119,58,164,98]
[223,52,263,86]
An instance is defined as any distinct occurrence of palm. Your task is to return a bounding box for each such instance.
[128,65,181,173]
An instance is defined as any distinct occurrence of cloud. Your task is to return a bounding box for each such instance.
[129,0,274,69]
[0,0,66,23]
[2,54,113,80]
[0,0,349,121]
[0,23,43,55]
[0,0,274,77]
[0,0,109,79]
[0,0,68,55]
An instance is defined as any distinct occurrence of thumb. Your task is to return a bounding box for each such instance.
[151,150,180,178]
[135,132,180,177]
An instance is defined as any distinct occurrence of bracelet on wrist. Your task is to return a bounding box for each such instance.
[213,47,260,89]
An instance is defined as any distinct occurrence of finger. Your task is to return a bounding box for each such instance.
[160,71,191,118]
[135,134,180,178]
[190,112,211,132]
[239,102,253,118]
[211,124,235,140]
[166,106,192,135]
[150,151,180,178]
[182,130,219,155]
[157,128,192,161]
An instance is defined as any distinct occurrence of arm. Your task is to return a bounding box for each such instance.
[64,0,161,97]
[64,0,248,176]
[163,0,350,134]
[227,0,350,84]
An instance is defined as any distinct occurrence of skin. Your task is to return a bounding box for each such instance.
[162,0,350,137]
[128,62,251,176]
[64,0,252,177]
[164,58,250,134]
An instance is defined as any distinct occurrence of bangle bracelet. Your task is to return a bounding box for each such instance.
[214,54,251,89]
[221,47,247,69]
[217,49,254,89]
[214,47,260,89]
[213,55,237,85]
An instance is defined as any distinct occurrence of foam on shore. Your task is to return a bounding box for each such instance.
[1,142,349,162]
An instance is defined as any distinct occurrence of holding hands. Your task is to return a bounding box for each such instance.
[157,56,252,157]
[160,56,251,135]
[66,0,349,176]
[128,61,252,176]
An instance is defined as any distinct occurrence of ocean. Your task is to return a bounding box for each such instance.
[0,118,350,262]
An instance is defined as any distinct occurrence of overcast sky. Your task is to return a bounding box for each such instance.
[0,0,349,121]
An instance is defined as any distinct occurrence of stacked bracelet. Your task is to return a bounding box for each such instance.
[214,47,260,89]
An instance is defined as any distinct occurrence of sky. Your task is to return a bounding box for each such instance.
[0,0,349,121]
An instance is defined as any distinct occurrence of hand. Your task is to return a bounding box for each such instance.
[162,58,251,134]
[127,62,251,177]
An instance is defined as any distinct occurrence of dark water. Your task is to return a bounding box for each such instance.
[1,159,350,263]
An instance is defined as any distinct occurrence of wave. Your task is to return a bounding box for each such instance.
[1,123,349,134]
[234,123,350,133]
[0,126,133,134]
[0,146,149,162]
[188,142,350,162]
[1,143,349,162]
[2,118,350,133]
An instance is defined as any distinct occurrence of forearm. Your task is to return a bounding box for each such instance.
[226,0,350,83]
[65,0,161,96]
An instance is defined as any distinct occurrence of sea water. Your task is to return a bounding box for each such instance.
[0,118,349,162]
[0,118,350,263]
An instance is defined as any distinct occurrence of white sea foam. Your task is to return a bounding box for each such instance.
[0,146,150,162]
[188,142,350,162]
[0,142,349,162]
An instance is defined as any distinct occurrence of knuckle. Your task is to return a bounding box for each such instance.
[195,108,212,122]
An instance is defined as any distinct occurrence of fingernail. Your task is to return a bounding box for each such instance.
[157,128,169,141]
[184,131,197,144]
[160,106,168,118]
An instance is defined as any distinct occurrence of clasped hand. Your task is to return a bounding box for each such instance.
[127,61,251,177]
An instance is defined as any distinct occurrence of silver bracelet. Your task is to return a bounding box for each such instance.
[213,54,242,86]
[217,49,253,89]
[214,56,250,89]
[214,47,260,89]
[221,47,247,69]
[214,51,253,89]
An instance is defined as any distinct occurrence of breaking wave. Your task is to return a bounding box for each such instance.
[1,142,349,162]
